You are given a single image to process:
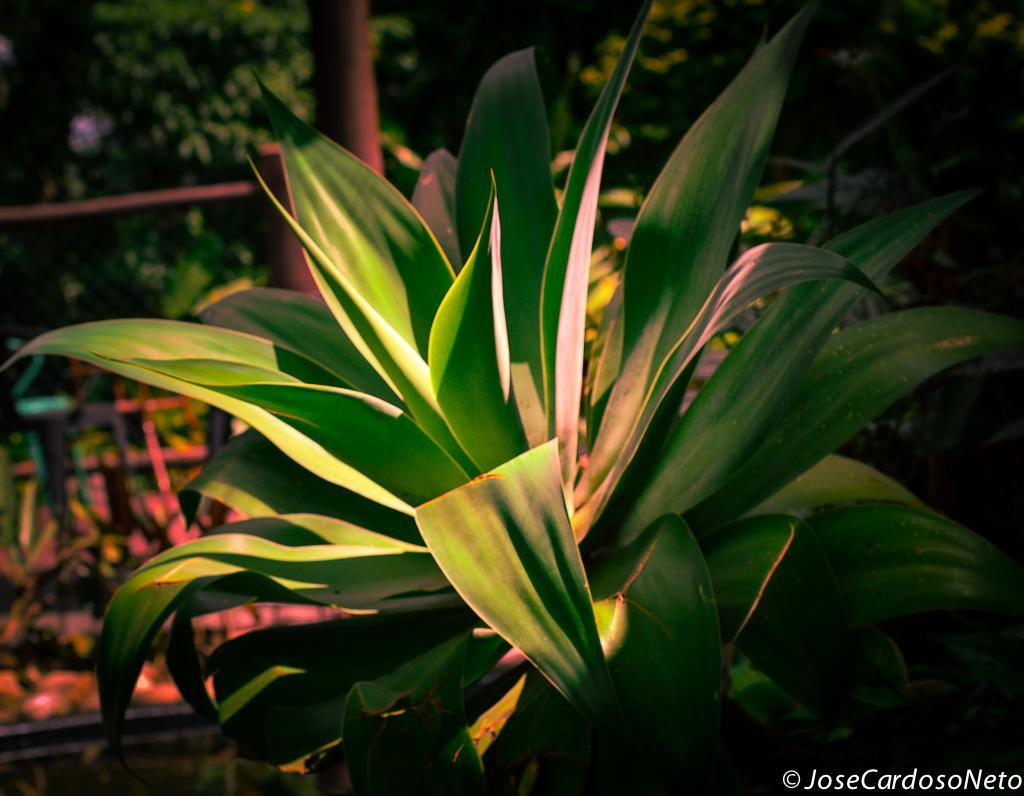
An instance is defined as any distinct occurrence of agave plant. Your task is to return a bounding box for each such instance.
[7,2,1024,792]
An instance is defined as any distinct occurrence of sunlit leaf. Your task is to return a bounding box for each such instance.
[457,48,556,438]
[414,148,462,271]
[6,323,439,511]
[260,83,453,355]
[120,356,469,507]
[429,187,527,471]
[540,0,652,482]
[255,87,473,470]
[415,441,622,730]
[469,674,527,758]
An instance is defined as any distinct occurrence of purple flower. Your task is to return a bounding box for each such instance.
[0,34,15,66]
[69,110,114,154]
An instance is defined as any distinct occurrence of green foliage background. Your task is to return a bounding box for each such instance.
[2,0,1022,323]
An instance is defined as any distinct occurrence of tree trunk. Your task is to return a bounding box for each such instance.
[307,0,384,173]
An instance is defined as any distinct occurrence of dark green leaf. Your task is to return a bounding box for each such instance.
[746,454,924,517]
[690,307,1024,529]
[490,674,591,796]
[580,4,815,506]
[343,634,483,795]
[811,504,1024,625]
[414,148,462,271]
[99,560,315,757]
[209,611,476,769]
[579,242,874,537]
[622,192,975,537]
[457,49,556,436]
[703,514,854,716]
[590,515,720,789]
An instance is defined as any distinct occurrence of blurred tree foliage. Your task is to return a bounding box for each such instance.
[0,0,312,327]
[3,0,1021,323]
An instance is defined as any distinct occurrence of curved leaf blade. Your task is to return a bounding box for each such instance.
[590,515,720,789]
[580,4,816,500]
[703,514,854,716]
[201,287,395,401]
[457,48,557,431]
[540,0,652,482]
[746,454,924,517]
[260,83,453,355]
[415,441,622,731]
[690,307,1024,529]
[203,513,422,548]
[343,634,484,795]
[6,319,333,385]
[702,515,796,644]
[138,531,450,611]
[98,559,318,758]
[251,112,472,473]
[579,242,874,538]
[622,192,976,537]
[490,674,592,793]
[100,526,459,755]
[119,357,470,508]
[429,190,527,472]
[414,148,461,271]
[5,323,428,513]
[207,611,476,769]
[180,430,419,542]
[811,505,1024,625]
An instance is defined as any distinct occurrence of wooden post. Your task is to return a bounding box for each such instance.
[307,0,384,173]
[256,143,317,294]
